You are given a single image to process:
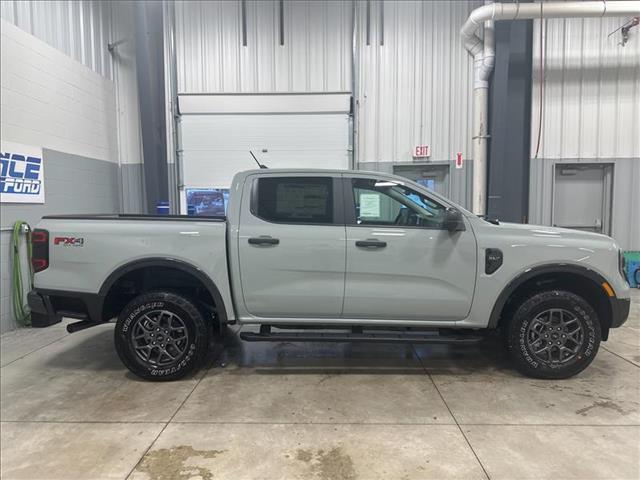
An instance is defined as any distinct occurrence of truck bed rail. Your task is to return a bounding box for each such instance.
[41,214,226,222]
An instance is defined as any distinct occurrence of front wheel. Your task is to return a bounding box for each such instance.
[115,292,210,381]
[506,290,601,379]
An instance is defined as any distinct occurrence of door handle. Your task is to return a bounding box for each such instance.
[248,236,280,246]
[355,239,387,249]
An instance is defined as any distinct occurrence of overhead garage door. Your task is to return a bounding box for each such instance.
[177,93,351,213]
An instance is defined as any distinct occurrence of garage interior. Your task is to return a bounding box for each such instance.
[1,1,639,479]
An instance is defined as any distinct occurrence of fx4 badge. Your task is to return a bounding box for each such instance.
[54,237,84,247]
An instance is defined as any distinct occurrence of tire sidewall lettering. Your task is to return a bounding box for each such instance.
[122,301,165,333]
[518,317,539,368]
[149,343,196,376]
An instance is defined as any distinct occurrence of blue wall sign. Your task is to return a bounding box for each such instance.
[0,141,45,204]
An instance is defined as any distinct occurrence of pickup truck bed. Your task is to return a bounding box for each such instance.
[30,213,234,331]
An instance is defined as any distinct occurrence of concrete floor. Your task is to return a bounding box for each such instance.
[1,291,639,480]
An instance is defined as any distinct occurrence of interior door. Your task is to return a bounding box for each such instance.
[393,164,450,197]
[342,175,476,321]
[237,174,346,318]
[553,164,613,234]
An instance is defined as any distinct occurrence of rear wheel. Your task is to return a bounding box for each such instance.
[115,291,210,381]
[506,290,601,379]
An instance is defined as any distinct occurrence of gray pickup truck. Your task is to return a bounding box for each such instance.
[28,169,631,380]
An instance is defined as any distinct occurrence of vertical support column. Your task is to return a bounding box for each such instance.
[487,20,533,223]
[134,1,168,213]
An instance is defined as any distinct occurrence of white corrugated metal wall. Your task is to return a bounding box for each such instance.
[356,0,478,163]
[354,0,479,209]
[174,0,352,93]
[0,0,113,79]
[529,16,640,249]
[531,17,640,160]
[173,0,479,161]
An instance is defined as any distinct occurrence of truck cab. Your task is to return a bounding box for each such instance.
[229,170,475,324]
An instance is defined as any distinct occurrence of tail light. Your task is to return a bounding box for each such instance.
[31,229,49,272]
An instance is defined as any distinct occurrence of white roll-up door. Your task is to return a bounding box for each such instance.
[177,93,351,213]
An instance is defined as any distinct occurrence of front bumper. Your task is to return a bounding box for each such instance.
[611,297,631,328]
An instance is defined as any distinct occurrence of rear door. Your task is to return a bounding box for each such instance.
[237,174,346,318]
[342,174,476,321]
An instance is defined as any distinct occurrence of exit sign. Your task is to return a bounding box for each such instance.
[414,145,430,158]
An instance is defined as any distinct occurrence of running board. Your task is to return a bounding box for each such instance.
[66,319,102,333]
[239,330,483,344]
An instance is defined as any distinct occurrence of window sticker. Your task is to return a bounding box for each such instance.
[359,193,381,217]
[275,183,328,217]
[257,177,333,224]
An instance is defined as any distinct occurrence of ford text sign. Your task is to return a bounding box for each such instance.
[0,141,45,203]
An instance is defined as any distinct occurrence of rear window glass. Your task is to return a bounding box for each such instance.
[255,177,333,224]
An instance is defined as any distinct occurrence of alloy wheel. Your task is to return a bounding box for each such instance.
[131,310,189,367]
[526,308,585,365]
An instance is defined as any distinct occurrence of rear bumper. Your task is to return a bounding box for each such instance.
[28,289,103,328]
[610,297,631,328]
[27,290,60,327]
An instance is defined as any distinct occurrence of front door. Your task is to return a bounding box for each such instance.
[342,175,476,321]
[237,174,346,318]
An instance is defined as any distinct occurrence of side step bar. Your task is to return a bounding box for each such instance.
[62,312,104,334]
[240,329,483,345]
[66,321,104,334]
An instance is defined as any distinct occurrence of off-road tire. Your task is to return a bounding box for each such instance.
[115,291,210,381]
[506,290,601,379]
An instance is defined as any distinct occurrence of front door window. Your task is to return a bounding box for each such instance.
[351,178,447,229]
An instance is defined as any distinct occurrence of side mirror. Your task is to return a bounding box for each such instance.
[444,207,465,232]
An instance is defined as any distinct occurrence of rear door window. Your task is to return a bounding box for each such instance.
[253,177,334,224]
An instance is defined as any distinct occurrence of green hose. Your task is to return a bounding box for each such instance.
[11,221,33,326]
